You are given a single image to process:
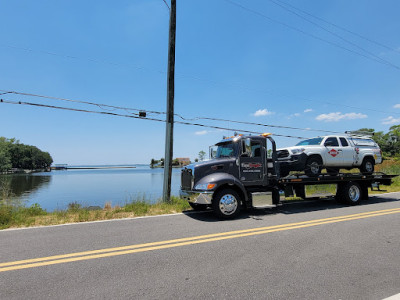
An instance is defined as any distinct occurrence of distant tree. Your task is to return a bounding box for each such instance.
[150,158,156,168]
[198,150,206,161]
[357,127,400,158]
[1,137,53,170]
[387,125,400,156]
[0,141,11,172]
[194,158,199,162]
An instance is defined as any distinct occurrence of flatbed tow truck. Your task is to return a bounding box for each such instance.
[180,134,397,219]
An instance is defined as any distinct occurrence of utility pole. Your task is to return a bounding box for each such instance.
[163,0,176,203]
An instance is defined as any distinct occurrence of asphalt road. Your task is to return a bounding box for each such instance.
[1,193,399,299]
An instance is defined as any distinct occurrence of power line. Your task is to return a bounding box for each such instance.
[267,0,400,70]
[0,98,306,139]
[273,0,400,55]
[180,116,344,135]
[2,88,400,137]
[0,89,165,116]
[161,0,170,10]
[0,89,352,134]
[222,0,400,71]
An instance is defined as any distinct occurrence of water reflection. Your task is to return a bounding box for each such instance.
[0,167,181,211]
[0,174,52,206]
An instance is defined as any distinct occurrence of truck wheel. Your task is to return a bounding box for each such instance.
[305,156,322,177]
[339,182,362,205]
[360,158,374,175]
[212,189,241,219]
[189,202,209,211]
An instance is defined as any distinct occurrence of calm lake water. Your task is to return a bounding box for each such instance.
[1,166,182,211]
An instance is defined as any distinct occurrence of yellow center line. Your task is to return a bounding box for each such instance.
[1,207,398,268]
[0,207,399,273]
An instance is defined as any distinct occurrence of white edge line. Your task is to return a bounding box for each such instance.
[0,211,207,232]
[383,293,400,300]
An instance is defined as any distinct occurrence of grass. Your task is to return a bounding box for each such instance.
[0,196,191,230]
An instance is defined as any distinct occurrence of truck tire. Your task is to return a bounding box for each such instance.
[360,157,374,175]
[305,156,322,177]
[189,202,209,211]
[338,182,362,205]
[212,188,241,219]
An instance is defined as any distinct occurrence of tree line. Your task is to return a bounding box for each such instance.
[360,125,400,158]
[0,137,53,172]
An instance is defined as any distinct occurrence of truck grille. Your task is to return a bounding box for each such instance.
[181,168,193,190]
[277,150,289,158]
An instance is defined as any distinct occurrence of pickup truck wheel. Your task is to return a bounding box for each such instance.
[305,156,322,177]
[360,158,374,175]
[189,202,209,211]
[212,189,241,219]
[340,182,362,205]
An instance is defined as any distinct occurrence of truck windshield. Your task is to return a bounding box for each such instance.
[215,142,237,158]
[296,137,323,146]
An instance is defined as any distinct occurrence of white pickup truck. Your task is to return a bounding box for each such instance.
[277,135,383,177]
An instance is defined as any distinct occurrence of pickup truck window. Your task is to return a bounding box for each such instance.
[350,138,376,147]
[339,137,349,147]
[324,137,339,147]
[296,137,323,146]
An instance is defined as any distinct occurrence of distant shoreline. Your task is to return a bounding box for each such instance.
[50,164,148,170]
[58,166,137,170]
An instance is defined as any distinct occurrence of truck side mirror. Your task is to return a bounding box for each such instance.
[209,146,217,159]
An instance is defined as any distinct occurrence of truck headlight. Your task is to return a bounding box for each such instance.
[194,183,216,190]
[291,148,305,154]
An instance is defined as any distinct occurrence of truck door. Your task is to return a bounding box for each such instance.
[239,138,265,185]
[322,137,341,166]
[339,137,355,166]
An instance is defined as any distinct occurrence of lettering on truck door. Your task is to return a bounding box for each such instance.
[240,139,265,186]
[322,137,341,166]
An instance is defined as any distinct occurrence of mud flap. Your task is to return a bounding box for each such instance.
[272,189,280,205]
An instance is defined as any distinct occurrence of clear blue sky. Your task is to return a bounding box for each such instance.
[1,0,400,164]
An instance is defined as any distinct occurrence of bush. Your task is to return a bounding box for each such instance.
[0,205,12,229]
[78,209,90,222]
[68,201,82,212]
[26,203,47,216]
[124,200,150,214]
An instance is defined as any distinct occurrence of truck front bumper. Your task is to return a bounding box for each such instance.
[279,153,308,172]
[179,190,213,205]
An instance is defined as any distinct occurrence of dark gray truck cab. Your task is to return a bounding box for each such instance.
[180,134,396,219]
[180,134,281,218]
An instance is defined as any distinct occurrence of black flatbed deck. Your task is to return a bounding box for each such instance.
[279,172,397,186]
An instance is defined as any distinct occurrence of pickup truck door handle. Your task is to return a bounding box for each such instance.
[338,149,343,152]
